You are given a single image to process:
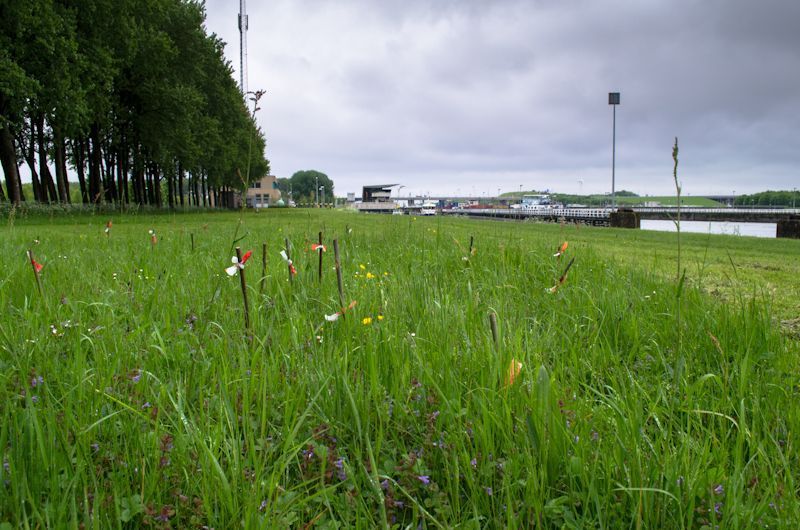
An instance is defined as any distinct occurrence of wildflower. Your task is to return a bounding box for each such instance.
[554,241,568,258]
[225,250,253,276]
[362,317,372,325]
[380,479,389,491]
[417,475,430,485]
[383,271,389,276]
[713,484,724,496]
[91,443,100,452]
[714,502,723,515]
[359,264,366,270]
[485,487,493,496]
[311,244,326,253]
[366,272,376,279]
[325,300,357,322]
[148,230,157,245]
[259,499,268,512]
[377,315,384,321]
[334,457,346,481]
[279,250,297,276]
[130,371,141,383]
[30,375,44,388]
[470,458,477,469]
[505,359,523,387]
[105,220,112,234]
[27,251,43,273]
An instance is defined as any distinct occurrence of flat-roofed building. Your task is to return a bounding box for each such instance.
[246,175,281,207]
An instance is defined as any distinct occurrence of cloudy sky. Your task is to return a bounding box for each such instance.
[204,0,799,197]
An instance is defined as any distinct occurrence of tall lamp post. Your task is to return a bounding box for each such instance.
[608,92,620,209]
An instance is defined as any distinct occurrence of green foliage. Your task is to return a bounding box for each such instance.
[288,170,334,203]
[0,210,798,527]
[0,0,269,206]
[735,190,800,207]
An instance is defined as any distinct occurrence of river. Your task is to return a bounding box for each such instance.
[641,219,776,238]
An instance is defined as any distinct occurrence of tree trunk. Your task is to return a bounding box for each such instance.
[37,115,58,202]
[178,162,184,207]
[201,169,207,207]
[25,118,43,202]
[73,138,89,203]
[119,145,129,205]
[0,124,20,203]
[154,165,162,207]
[89,123,102,204]
[53,126,69,203]
[167,164,174,209]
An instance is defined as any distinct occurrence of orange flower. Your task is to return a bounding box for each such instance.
[554,241,568,258]
[506,359,522,387]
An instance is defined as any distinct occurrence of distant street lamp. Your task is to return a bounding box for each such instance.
[319,185,325,206]
[608,92,620,209]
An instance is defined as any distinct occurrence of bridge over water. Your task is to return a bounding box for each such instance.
[440,207,800,237]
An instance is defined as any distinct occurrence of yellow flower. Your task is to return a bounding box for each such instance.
[366,272,376,279]
[359,264,366,270]
[362,317,372,325]
[377,315,384,321]
[383,272,389,276]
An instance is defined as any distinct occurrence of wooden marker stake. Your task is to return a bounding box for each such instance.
[191,233,195,252]
[333,239,345,317]
[469,235,474,255]
[236,247,251,330]
[260,242,267,294]
[318,231,324,283]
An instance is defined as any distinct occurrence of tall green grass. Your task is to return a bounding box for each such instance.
[1,210,797,528]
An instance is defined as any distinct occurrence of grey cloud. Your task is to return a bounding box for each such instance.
[205,0,800,195]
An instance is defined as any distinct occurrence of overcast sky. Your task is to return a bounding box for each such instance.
[204,0,799,197]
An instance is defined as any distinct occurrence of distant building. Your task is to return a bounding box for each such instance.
[358,184,400,212]
[246,175,281,207]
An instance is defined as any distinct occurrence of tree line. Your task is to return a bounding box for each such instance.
[0,0,268,207]
[276,170,334,204]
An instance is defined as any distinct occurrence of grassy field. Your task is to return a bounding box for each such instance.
[1,209,798,528]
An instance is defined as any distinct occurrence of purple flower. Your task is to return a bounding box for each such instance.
[30,376,44,388]
[431,410,440,421]
[334,458,346,480]
[470,458,477,469]
[91,443,100,453]
[259,499,268,512]
[3,459,9,472]
[380,479,389,491]
[417,475,430,485]
[485,487,493,496]
[142,402,152,409]
[131,372,141,383]
[713,484,724,496]
[31,395,39,403]
[714,502,723,515]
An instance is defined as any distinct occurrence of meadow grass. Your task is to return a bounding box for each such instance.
[1,209,798,528]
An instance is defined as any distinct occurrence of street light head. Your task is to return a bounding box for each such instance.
[608,92,620,105]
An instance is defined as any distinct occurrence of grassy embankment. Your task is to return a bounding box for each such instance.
[1,209,798,528]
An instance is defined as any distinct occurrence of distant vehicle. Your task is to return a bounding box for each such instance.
[392,209,404,215]
[421,201,437,216]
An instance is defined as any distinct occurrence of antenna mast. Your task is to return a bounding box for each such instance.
[238,0,248,94]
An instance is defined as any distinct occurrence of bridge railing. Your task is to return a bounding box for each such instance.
[449,208,611,218]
